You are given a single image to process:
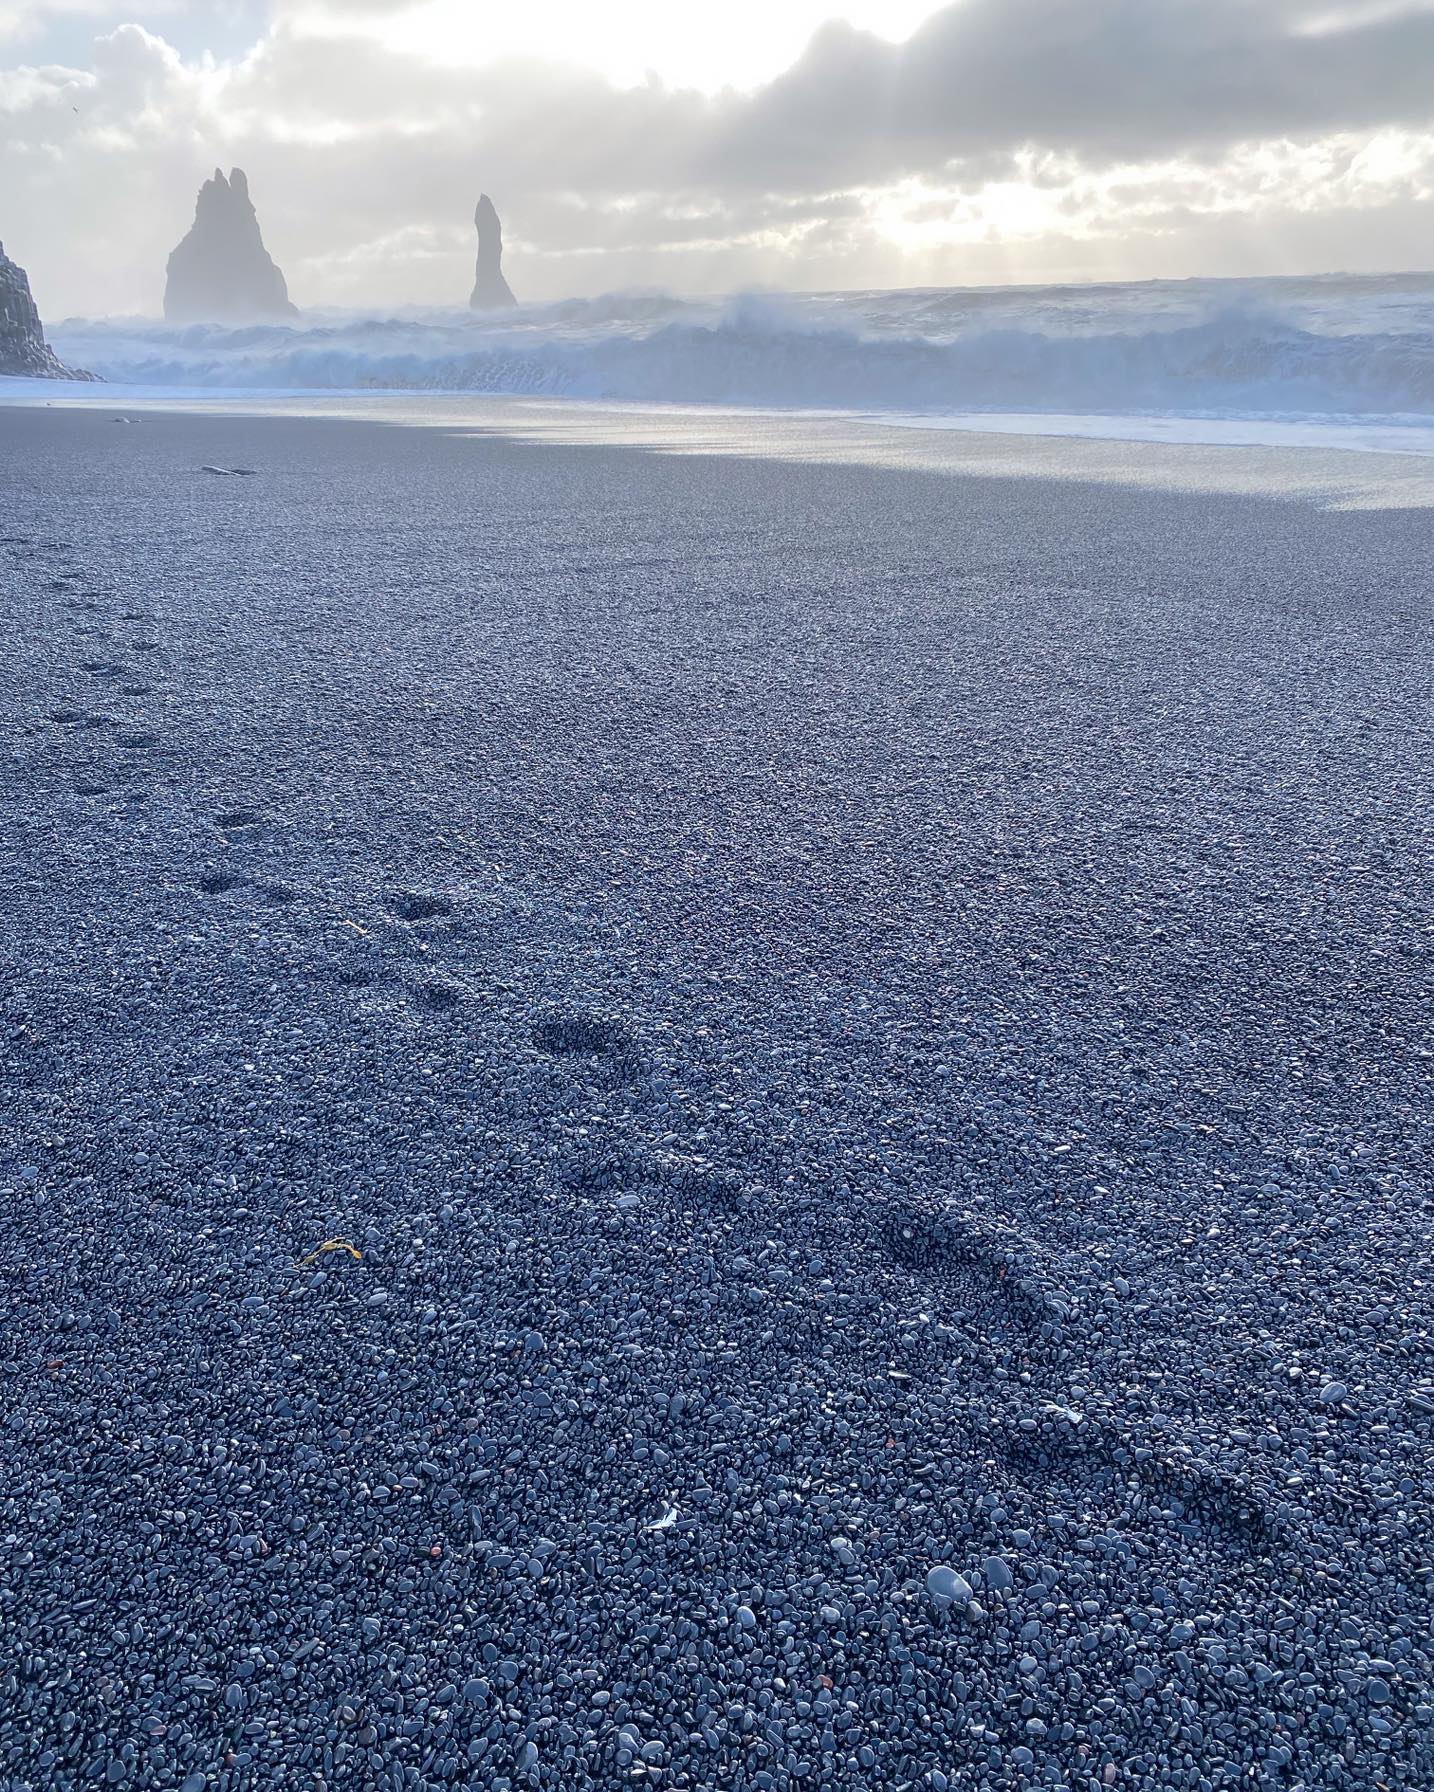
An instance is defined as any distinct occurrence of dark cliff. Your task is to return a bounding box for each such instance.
[0,241,91,378]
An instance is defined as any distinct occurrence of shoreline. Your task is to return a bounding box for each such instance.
[5,379,1434,509]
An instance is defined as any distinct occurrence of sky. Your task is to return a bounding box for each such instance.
[2,0,1433,317]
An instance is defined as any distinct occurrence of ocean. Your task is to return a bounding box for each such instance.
[41,269,1434,457]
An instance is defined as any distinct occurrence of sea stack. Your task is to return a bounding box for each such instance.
[470,193,516,308]
[164,168,297,324]
[0,241,88,378]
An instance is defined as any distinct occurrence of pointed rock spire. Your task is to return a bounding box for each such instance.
[470,193,516,309]
[164,167,297,324]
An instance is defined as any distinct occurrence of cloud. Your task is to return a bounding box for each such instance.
[0,0,184,47]
[708,0,1434,190]
[2,1,1433,313]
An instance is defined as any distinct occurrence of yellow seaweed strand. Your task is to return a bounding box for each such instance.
[293,1238,363,1270]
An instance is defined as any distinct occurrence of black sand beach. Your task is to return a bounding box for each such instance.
[1,405,1430,1790]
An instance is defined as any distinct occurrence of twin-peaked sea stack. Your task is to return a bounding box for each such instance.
[470,193,516,308]
[0,240,90,378]
[164,168,297,325]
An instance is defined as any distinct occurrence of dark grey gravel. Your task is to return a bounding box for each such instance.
[0,405,1431,1791]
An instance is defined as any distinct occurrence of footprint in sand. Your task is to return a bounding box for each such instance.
[872,1199,1278,1556]
[875,1206,1064,1350]
[986,1408,1274,1552]
[532,1013,641,1087]
[533,1013,634,1058]
[196,869,296,906]
[306,944,464,1025]
[387,891,455,924]
[557,1143,748,1216]
[49,709,113,729]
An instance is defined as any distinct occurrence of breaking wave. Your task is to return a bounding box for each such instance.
[50,275,1434,422]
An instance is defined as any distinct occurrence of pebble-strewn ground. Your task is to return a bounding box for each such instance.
[1,406,1430,1792]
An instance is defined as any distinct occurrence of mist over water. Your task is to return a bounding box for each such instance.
[50,272,1434,431]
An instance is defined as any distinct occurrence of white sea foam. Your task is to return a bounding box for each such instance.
[10,271,1431,463]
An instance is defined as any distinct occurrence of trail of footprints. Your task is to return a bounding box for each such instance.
[6,531,469,1021]
[874,1206,1275,1551]
[193,859,474,1020]
[538,1033,1279,1559]
[196,845,1281,1563]
[10,528,169,805]
[6,525,1277,1569]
